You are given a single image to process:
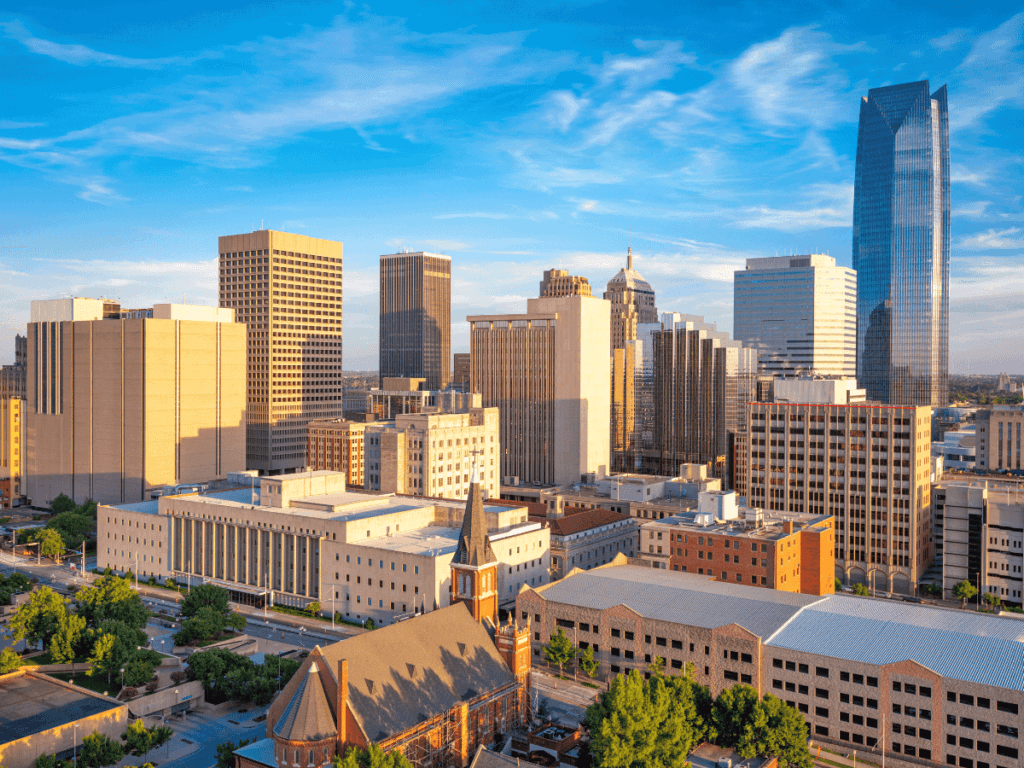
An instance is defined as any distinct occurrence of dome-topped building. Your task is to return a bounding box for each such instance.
[604,247,658,353]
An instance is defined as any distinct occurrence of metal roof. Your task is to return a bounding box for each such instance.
[766,595,1024,691]
[233,738,276,768]
[534,565,821,639]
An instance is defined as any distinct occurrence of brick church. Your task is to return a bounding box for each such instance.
[235,466,533,768]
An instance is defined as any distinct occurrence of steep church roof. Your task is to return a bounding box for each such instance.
[273,661,337,743]
[453,464,497,567]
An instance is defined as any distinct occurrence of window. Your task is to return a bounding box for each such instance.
[894,682,903,692]
[905,683,917,695]
[997,724,1019,738]
[672,640,683,650]
[625,631,634,641]
[611,628,621,638]
[786,660,796,671]
[774,658,783,669]
[997,746,1019,759]
[961,694,975,706]
[920,686,932,697]
[841,712,850,722]
[724,670,739,681]
[773,680,783,690]
[815,726,829,737]
[785,682,796,692]
[816,667,829,678]
[840,693,850,704]
[997,701,1019,714]
[799,663,809,674]
[741,653,752,663]
[868,698,878,710]
[977,697,991,709]
[816,688,829,699]
[816,706,829,717]
[867,676,878,687]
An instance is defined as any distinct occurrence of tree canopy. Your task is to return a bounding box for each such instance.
[80,731,125,768]
[8,585,69,649]
[953,579,978,608]
[544,628,575,677]
[180,584,230,618]
[332,745,413,768]
[76,574,148,630]
[186,647,301,705]
[122,720,173,759]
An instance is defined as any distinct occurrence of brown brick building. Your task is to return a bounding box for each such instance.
[519,560,1024,768]
[638,490,834,596]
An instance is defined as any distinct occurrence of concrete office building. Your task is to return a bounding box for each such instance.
[649,318,758,484]
[539,269,592,299]
[604,248,658,354]
[637,490,835,596]
[739,391,932,595]
[938,479,1024,605]
[452,353,471,391]
[219,230,344,473]
[0,398,24,507]
[520,561,1024,768]
[734,255,857,377]
[306,420,368,487]
[976,406,1024,472]
[25,298,245,506]
[932,426,977,472]
[469,295,611,487]
[98,471,549,625]
[379,252,451,391]
[0,335,26,400]
[364,396,500,500]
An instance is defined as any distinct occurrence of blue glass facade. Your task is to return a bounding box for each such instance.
[853,80,949,407]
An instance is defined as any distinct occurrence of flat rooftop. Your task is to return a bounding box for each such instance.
[650,510,832,541]
[0,671,122,745]
[350,525,459,556]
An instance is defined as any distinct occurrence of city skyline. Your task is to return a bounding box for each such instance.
[1,3,1022,373]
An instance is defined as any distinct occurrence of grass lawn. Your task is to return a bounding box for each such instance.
[49,671,122,698]
[270,604,366,628]
[20,651,90,666]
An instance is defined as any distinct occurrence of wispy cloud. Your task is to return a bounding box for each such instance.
[956,227,1024,250]
[950,12,1024,130]
[930,28,972,51]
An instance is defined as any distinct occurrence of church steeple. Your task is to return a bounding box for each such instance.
[451,461,499,626]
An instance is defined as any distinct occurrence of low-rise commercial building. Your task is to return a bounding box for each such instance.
[519,561,1024,768]
[528,496,640,579]
[0,670,128,768]
[932,425,977,472]
[637,490,834,596]
[938,479,1024,605]
[98,471,549,626]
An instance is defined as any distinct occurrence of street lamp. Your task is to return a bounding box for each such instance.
[331,585,336,630]
[73,723,79,768]
[120,667,126,689]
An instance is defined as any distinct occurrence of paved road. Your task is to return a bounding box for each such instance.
[530,669,599,726]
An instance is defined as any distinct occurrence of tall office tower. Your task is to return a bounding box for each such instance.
[379,252,451,391]
[469,295,610,486]
[604,248,658,354]
[734,255,857,377]
[739,379,932,595]
[648,316,757,486]
[854,80,949,407]
[539,268,593,298]
[0,335,27,400]
[452,352,471,391]
[219,230,344,472]
[611,340,643,472]
[25,299,245,505]
[0,397,24,506]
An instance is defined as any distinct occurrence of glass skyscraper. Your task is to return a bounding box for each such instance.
[853,80,949,407]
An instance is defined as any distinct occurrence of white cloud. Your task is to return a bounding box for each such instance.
[930,28,972,51]
[956,228,1024,250]
[0,20,199,68]
[950,13,1024,131]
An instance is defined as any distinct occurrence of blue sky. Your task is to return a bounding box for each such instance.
[1,1,1022,372]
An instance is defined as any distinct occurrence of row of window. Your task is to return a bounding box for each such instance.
[945,691,1018,714]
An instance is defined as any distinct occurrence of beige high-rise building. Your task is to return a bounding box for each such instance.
[734,255,857,377]
[364,395,500,500]
[604,248,658,354]
[539,269,593,298]
[218,230,344,472]
[0,397,24,506]
[25,299,245,506]
[739,389,932,595]
[976,405,1024,472]
[452,353,471,391]
[379,252,451,391]
[469,295,610,486]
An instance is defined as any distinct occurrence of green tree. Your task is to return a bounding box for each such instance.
[585,669,701,768]
[0,572,31,605]
[77,575,148,629]
[364,618,376,630]
[332,746,412,768]
[712,684,760,748]
[215,740,252,768]
[984,591,1002,610]
[50,493,77,516]
[0,647,23,673]
[227,612,247,633]
[306,601,321,617]
[578,645,598,680]
[8,585,68,649]
[34,755,58,768]
[647,656,666,678]
[735,694,813,768]
[180,584,230,619]
[97,619,148,651]
[123,657,155,687]
[953,579,978,609]
[175,605,228,645]
[543,628,575,678]
[33,529,65,561]
[86,633,124,685]
[852,583,870,596]
[834,577,842,591]
[50,613,87,666]
[122,720,173,760]
[79,732,125,768]
[47,511,94,549]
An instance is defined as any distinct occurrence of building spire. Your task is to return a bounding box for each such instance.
[453,457,496,567]
[627,246,632,271]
